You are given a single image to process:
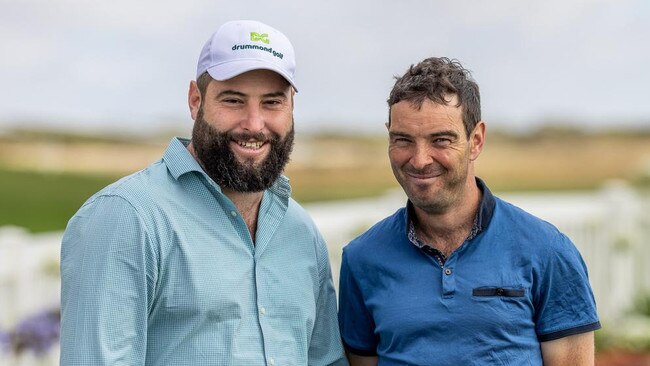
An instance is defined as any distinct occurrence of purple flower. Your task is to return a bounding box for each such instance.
[10,308,60,356]
[0,328,10,352]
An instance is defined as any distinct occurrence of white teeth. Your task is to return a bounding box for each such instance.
[238,140,263,149]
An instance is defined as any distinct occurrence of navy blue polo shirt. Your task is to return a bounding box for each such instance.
[338,179,600,365]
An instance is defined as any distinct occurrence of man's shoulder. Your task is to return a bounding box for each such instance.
[284,198,323,238]
[493,196,561,234]
[491,196,574,253]
[344,207,406,254]
[83,160,169,210]
[286,197,310,217]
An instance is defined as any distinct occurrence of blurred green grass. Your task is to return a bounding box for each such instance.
[0,166,398,233]
[0,167,116,232]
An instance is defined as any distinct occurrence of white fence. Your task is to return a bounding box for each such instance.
[1,182,648,364]
[0,228,60,365]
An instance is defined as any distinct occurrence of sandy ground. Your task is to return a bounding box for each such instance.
[1,133,650,191]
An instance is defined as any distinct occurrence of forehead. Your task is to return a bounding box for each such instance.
[390,97,463,133]
[208,69,291,95]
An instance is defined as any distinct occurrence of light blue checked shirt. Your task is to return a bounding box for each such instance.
[60,137,348,366]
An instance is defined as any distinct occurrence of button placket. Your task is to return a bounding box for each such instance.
[441,263,456,298]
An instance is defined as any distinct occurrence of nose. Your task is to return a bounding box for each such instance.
[240,104,265,132]
[409,143,433,170]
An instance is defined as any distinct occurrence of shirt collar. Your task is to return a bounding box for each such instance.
[473,177,495,235]
[162,137,206,181]
[161,137,292,199]
[406,177,496,245]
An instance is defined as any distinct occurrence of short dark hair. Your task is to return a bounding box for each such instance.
[387,57,481,137]
[196,72,213,100]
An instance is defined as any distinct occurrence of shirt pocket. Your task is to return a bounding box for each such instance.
[469,286,534,335]
[473,286,526,298]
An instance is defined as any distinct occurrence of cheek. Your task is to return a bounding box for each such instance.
[266,112,293,133]
[388,148,411,167]
[212,108,236,122]
[201,105,231,123]
[442,152,469,172]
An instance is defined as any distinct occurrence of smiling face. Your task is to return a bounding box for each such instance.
[188,69,295,192]
[388,96,485,214]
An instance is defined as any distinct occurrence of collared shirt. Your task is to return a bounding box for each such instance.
[406,178,495,266]
[338,178,600,365]
[60,137,347,366]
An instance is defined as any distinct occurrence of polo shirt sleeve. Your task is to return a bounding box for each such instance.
[308,235,349,366]
[533,232,601,342]
[60,195,157,365]
[338,248,378,356]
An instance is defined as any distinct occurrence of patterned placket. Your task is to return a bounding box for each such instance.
[407,214,481,266]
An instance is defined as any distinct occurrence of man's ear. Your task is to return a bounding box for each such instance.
[469,120,486,161]
[386,107,392,131]
[188,80,202,121]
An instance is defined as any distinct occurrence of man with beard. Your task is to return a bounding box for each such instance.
[337,57,600,365]
[60,20,347,366]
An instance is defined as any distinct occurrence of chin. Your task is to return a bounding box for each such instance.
[234,151,267,165]
[412,198,449,214]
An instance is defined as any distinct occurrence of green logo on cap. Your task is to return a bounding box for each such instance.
[250,32,270,44]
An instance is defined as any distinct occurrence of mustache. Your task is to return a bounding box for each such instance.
[403,165,445,176]
[228,131,277,143]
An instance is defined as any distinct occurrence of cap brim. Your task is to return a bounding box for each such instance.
[207,60,298,92]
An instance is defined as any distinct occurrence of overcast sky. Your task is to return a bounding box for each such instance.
[1,0,648,135]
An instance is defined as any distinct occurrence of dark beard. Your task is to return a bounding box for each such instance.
[191,110,294,192]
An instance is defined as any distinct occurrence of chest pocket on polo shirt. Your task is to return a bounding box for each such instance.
[469,286,532,333]
[473,287,526,297]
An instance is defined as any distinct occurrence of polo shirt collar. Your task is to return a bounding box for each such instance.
[474,177,496,234]
[405,177,496,238]
[162,137,291,199]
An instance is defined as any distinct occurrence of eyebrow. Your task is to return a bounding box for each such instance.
[388,131,411,139]
[262,91,289,99]
[215,90,288,99]
[431,130,459,139]
[389,130,459,139]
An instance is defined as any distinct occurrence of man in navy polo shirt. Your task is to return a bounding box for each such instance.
[338,57,600,365]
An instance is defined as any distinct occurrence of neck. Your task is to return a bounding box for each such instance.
[188,141,263,242]
[413,178,481,256]
[222,188,264,243]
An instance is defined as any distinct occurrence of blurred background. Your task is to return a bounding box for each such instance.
[2,0,650,364]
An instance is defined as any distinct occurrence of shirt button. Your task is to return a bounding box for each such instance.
[269,357,275,366]
[230,211,237,217]
[259,306,266,315]
[496,288,504,295]
[444,268,452,275]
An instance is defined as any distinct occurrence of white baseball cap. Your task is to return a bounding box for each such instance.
[196,20,297,91]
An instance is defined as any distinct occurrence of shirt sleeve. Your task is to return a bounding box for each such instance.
[533,232,601,341]
[308,235,349,366]
[338,248,378,356]
[60,194,157,365]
